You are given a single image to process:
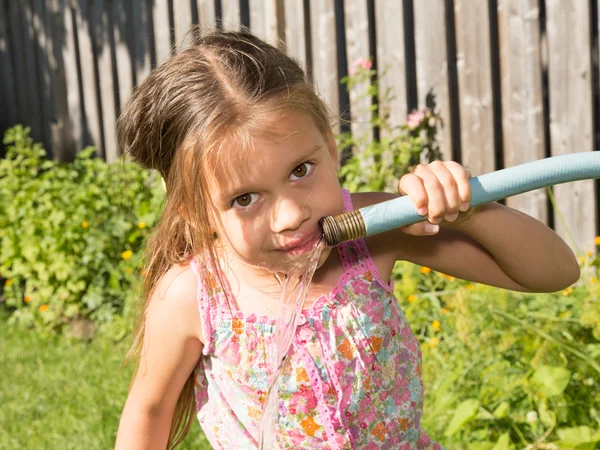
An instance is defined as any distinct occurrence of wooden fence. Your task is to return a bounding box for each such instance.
[1,0,599,256]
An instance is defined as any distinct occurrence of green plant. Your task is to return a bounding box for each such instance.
[338,59,443,193]
[0,125,165,339]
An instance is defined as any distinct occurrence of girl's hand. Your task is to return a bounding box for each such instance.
[397,161,478,236]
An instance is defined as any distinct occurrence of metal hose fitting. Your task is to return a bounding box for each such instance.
[319,210,367,247]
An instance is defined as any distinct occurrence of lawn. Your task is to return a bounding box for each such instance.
[0,309,210,450]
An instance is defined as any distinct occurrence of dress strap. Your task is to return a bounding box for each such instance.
[189,256,216,355]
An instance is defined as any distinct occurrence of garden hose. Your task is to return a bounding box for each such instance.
[320,152,600,247]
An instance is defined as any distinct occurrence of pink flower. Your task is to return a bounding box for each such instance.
[351,57,373,72]
[407,109,425,129]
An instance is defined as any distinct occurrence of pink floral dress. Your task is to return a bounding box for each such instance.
[189,189,443,449]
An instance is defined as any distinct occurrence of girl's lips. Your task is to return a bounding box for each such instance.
[278,233,321,256]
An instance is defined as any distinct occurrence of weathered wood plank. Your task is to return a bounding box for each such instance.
[46,0,75,162]
[0,0,18,133]
[173,0,194,49]
[309,0,339,134]
[221,0,241,31]
[249,0,282,48]
[546,0,596,255]
[413,0,452,161]
[497,0,547,223]
[454,0,495,176]
[152,0,171,64]
[132,0,152,85]
[54,0,81,156]
[93,0,117,162]
[374,0,407,135]
[75,0,102,153]
[283,0,307,72]
[112,1,133,113]
[343,0,372,145]
[7,2,31,127]
[21,0,43,143]
[196,0,217,31]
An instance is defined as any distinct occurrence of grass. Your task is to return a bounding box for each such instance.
[0,309,210,450]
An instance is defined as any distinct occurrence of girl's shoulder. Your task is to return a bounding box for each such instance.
[149,261,205,345]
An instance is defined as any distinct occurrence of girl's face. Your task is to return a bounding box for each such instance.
[209,112,344,272]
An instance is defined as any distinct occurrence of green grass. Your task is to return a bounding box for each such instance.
[0,310,210,450]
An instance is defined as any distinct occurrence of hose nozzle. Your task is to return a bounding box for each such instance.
[319,210,367,247]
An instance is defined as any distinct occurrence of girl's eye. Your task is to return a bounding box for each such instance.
[290,162,313,180]
[232,193,257,208]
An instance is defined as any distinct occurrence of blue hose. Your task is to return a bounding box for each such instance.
[361,152,600,236]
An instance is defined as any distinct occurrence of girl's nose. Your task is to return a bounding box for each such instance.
[272,195,309,233]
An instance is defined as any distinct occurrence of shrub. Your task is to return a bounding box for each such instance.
[0,125,164,339]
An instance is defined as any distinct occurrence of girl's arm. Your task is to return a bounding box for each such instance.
[115,265,204,450]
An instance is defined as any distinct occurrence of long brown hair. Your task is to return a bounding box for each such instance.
[117,28,335,448]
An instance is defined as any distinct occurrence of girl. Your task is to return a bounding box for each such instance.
[114,30,580,450]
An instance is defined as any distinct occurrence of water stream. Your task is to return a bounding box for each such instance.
[258,237,326,449]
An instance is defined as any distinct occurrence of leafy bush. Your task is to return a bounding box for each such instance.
[0,125,164,339]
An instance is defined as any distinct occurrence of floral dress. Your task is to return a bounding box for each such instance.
[189,189,444,449]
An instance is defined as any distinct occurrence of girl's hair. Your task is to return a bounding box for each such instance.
[117,28,335,448]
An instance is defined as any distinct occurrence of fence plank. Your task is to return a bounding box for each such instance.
[343,0,372,145]
[21,1,43,143]
[7,2,31,127]
[112,1,133,113]
[152,0,171,65]
[0,0,17,133]
[75,0,102,154]
[249,0,282,48]
[197,0,217,31]
[454,0,495,176]
[413,1,452,161]
[221,0,241,31]
[93,0,117,162]
[51,0,80,157]
[546,0,596,255]
[309,0,339,134]
[173,0,194,49]
[374,0,407,134]
[497,0,547,223]
[283,0,307,73]
[133,0,152,85]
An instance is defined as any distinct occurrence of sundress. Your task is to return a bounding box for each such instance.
[189,189,444,449]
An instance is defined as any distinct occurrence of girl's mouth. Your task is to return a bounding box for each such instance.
[277,233,322,256]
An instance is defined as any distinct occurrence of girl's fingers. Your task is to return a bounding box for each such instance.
[397,172,429,216]
[414,163,452,224]
[444,161,472,211]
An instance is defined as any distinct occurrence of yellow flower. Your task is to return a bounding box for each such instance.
[591,277,597,284]
[24,296,31,303]
[595,236,600,246]
[579,256,585,264]
[428,337,439,348]
[81,220,89,228]
[39,304,48,313]
[467,284,474,290]
[138,222,147,229]
[407,295,417,303]
[121,250,133,260]
[587,250,593,257]
[420,266,431,275]
[561,287,574,296]
[432,320,441,332]
[4,279,12,286]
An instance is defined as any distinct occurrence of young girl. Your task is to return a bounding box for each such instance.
[114,30,580,450]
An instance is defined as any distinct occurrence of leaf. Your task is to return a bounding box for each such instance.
[531,365,571,397]
[492,401,510,419]
[444,399,480,437]
[556,426,600,449]
[491,433,510,450]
